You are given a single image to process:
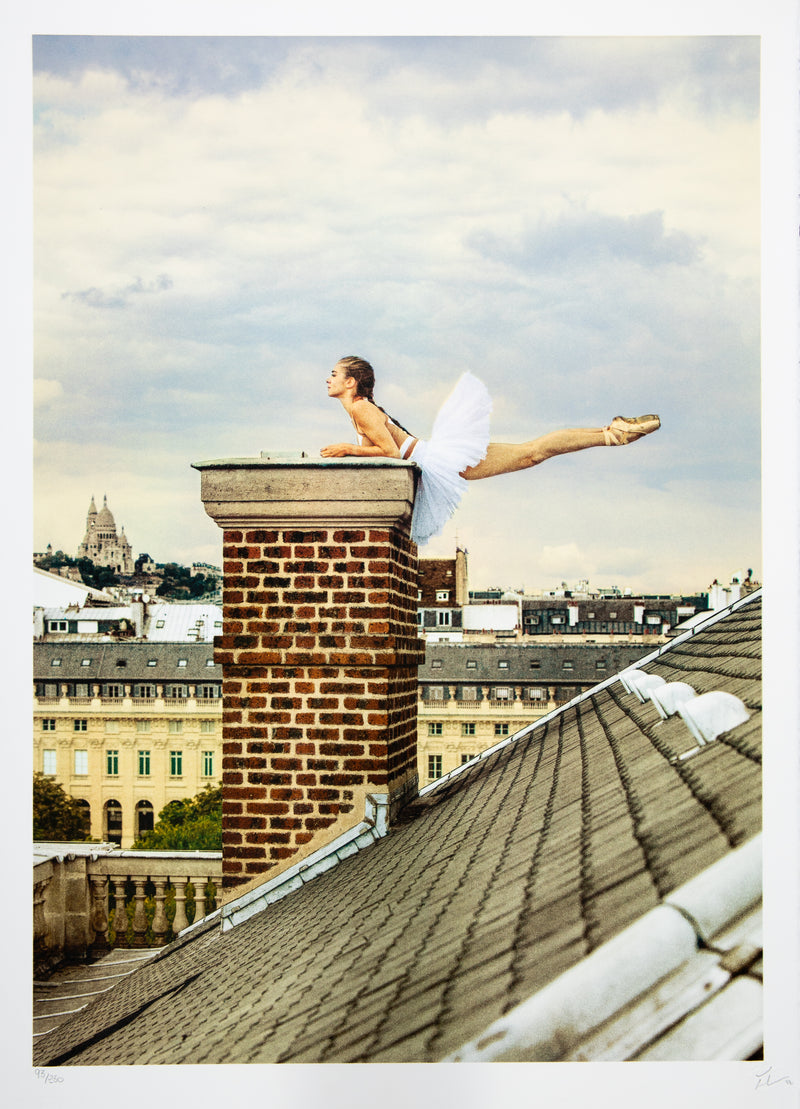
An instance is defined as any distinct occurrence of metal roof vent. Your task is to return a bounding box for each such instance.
[619,670,666,703]
[677,691,750,747]
[649,681,697,720]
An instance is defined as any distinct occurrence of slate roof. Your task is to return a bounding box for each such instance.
[32,592,762,1065]
[34,641,222,682]
[420,641,655,685]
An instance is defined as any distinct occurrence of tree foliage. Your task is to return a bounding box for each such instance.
[155,562,215,600]
[33,773,93,841]
[132,785,222,850]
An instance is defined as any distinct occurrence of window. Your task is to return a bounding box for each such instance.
[74,750,88,775]
[81,658,92,667]
[427,754,442,780]
[551,616,565,625]
[428,722,443,736]
[437,611,452,626]
[202,750,214,777]
[466,659,477,669]
[498,660,509,669]
[74,719,87,732]
[115,658,127,668]
[198,684,220,699]
[72,683,90,697]
[494,687,511,700]
[104,800,122,845]
[528,688,546,700]
[436,590,450,602]
[462,722,476,736]
[136,720,151,733]
[48,620,68,632]
[51,658,62,667]
[609,611,617,619]
[147,659,157,667]
[106,750,119,775]
[596,660,607,671]
[461,686,477,701]
[431,659,443,669]
[167,684,187,699]
[206,657,216,666]
[43,749,57,775]
[177,659,188,668]
[156,620,166,629]
[170,750,183,776]
[42,719,56,731]
[105,720,119,733]
[134,684,155,699]
[427,686,444,701]
[168,720,183,734]
[495,723,510,736]
[200,720,216,734]
[461,754,475,764]
[562,661,574,670]
[104,684,122,698]
[136,800,154,837]
[529,660,541,670]
[138,750,151,776]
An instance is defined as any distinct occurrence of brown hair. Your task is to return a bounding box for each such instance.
[336,356,412,435]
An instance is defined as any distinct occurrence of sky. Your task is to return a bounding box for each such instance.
[27,30,772,596]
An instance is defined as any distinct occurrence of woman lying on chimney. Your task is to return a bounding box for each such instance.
[322,355,660,547]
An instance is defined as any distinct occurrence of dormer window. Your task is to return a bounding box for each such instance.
[51,658,61,667]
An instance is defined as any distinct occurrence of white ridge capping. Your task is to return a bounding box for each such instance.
[445,834,762,1063]
[220,794,389,932]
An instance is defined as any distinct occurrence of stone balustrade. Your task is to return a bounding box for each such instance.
[34,843,222,974]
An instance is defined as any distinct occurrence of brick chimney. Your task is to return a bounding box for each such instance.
[194,455,424,897]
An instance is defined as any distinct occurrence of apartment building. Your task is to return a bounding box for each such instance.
[34,642,222,847]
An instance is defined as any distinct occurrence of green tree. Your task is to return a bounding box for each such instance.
[132,785,222,850]
[33,773,92,841]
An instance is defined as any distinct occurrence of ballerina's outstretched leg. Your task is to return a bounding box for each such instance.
[460,413,660,480]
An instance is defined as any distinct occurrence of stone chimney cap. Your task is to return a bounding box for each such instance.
[193,454,418,530]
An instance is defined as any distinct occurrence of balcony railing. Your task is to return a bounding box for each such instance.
[34,843,223,974]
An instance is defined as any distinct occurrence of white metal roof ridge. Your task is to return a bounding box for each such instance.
[445,833,762,1063]
[418,588,762,798]
[218,793,389,932]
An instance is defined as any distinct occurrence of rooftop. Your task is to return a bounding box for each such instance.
[33,591,763,1065]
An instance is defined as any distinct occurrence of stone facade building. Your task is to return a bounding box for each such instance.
[34,641,222,846]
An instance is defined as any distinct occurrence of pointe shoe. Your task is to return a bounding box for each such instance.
[602,414,661,446]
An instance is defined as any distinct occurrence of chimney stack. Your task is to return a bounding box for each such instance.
[194,455,424,896]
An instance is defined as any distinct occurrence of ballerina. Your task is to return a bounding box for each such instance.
[321,356,660,546]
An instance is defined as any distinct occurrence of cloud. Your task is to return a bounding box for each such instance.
[469,211,700,272]
[34,378,63,405]
[61,273,173,309]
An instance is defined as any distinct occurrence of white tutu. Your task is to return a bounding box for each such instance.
[407,372,492,545]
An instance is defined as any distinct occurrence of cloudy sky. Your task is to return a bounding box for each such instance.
[29,30,768,594]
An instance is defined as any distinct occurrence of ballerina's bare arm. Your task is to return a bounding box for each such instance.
[321,400,401,458]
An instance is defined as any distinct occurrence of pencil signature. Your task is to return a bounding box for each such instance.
[755,1066,793,1091]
